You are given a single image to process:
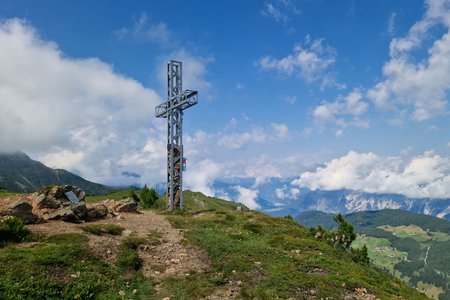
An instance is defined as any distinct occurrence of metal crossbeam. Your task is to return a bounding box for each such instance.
[155,90,198,118]
[155,60,198,211]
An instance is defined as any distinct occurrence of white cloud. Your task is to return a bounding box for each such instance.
[184,159,223,197]
[261,0,300,24]
[312,89,370,133]
[218,123,289,150]
[271,123,289,139]
[262,3,288,23]
[259,37,340,88]
[158,48,212,94]
[387,12,397,36]
[447,141,450,147]
[235,186,260,209]
[114,13,172,46]
[275,185,300,199]
[368,0,450,122]
[0,19,168,186]
[293,150,450,198]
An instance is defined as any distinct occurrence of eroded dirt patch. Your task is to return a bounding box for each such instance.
[28,210,210,280]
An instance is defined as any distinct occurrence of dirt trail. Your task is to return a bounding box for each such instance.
[29,210,210,284]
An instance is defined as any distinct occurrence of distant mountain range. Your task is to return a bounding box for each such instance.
[213,177,450,221]
[0,152,112,195]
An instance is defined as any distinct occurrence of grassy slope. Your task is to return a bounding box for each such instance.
[164,210,425,299]
[0,194,426,299]
[297,209,450,299]
[0,233,154,300]
[86,189,134,203]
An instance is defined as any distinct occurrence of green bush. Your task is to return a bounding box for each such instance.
[350,244,370,265]
[0,216,32,246]
[127,189,140,202]
[140,185,159,208]
[310,214,369,265]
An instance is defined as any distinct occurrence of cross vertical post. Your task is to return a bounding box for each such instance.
[155,60,198,211]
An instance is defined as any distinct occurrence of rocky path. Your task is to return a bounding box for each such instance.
[28,210,211,296]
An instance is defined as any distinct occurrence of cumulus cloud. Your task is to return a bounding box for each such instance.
[235,186,260,209]
[259,37,341,88]
[293,150,450,198]
[368,0,450,121]
[0,19,169,185]
[184,159,223,197]
[312,89,370,132]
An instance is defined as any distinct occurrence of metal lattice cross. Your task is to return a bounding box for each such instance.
[155,60,198,211]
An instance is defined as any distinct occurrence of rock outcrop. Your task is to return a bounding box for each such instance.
[0,201,38,224]
[0,185,139,224]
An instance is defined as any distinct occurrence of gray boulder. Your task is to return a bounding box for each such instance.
[47,208,78,222]
[87,203,109,220]
[1,201,38,224]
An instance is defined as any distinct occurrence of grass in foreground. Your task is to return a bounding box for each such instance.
[163,210,427,300]
[0,233,154,300]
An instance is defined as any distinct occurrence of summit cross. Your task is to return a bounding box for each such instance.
[155,60,198,211]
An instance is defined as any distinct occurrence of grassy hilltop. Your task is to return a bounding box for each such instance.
[0,190,426,299]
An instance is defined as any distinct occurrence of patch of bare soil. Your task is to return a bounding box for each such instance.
[28,210,211,292]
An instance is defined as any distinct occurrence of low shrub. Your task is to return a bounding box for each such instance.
[0,216,32,246]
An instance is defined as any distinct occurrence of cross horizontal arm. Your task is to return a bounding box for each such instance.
[155,90,198,118]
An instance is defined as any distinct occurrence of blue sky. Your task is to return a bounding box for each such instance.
[1,0,450,204]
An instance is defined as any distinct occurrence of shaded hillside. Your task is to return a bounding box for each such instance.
[297,209,450,299]
[0,152,112,195]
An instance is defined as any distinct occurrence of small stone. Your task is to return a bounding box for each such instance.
[118,290,126,297]
[237,280,242,286]
[232,270,237,274]
[107,249,112,254]
[70,274,77,278]
[254,261,261,265]
[154,271,160,275]
[162,297,170,300]
[170,258,180,264]
[132,289,137,294]
[166,267,176,274]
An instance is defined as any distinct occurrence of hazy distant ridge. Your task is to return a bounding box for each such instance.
[0,152,112,195]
